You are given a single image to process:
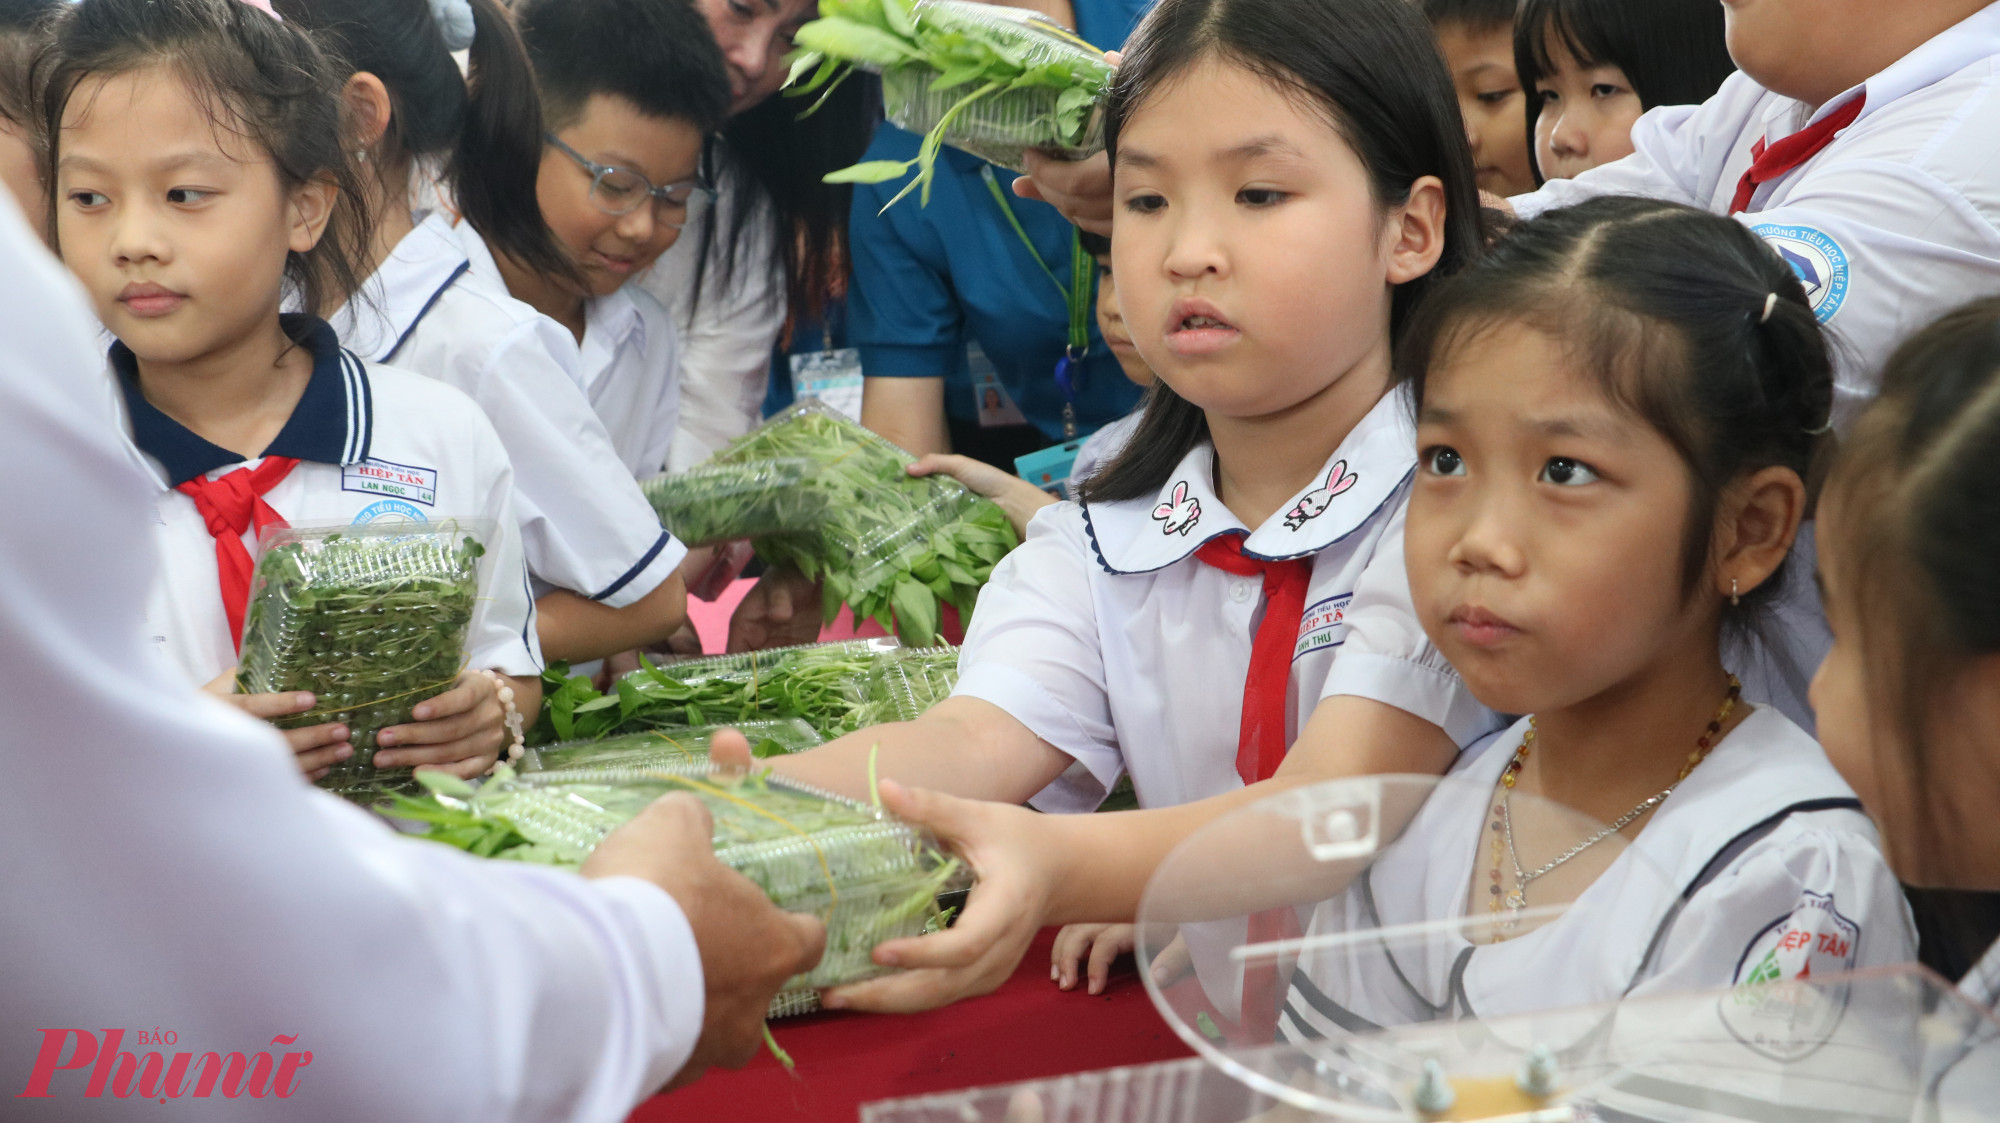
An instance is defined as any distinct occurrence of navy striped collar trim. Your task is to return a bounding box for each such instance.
[113,314,373,486]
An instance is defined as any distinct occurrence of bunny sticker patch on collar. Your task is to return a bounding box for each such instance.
[1152,481,1202,536]
[1283,460,1359,531]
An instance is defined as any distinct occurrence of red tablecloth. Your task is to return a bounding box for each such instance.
[633,928,1193,1122]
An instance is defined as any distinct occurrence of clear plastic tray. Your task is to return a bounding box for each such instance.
[880,1,1109,172]
[461,764,970,994]
[860,966,2000,1121]
[873,645,961,723]
[236,521,489,795]
[625,640,900,737]
[704,400,1015,646]
[517,719,824,775]
[639,457,830,547]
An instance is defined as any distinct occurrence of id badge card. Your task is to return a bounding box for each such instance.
[969,343,1029,428]
[1016,439,1084,500]
[790,348,865,421]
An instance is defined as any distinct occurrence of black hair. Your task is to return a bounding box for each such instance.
[514,0,729,137]
[1514,0,1733,182]
[1822,296,2000,884]
[1416,0,1516,33]
[1399,196,1830,630]
[1081,0,1486,506]
[697,71,875,334]
[41,0,373,319]
[0,0,59,130]
[271,0,577,288]
[1078,229,1112,258]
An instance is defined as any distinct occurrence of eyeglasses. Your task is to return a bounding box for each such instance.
[545,133,712,226]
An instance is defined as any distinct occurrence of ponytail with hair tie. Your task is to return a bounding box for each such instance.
[429,0,473,51]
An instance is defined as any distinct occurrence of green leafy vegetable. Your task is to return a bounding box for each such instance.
[787,0,1114,205]
[530,640,960,745]
[236,524,484,797]
[520,721,824,775]
[639,459,831,547]
[709,401,1018,646]
[392,763,969,999]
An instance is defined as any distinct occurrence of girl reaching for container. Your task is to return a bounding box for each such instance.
[1278,196,1911,1037]
[45,0,540,779]
[716,0,1497,1009]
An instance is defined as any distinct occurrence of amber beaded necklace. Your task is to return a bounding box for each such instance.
[1485,674,1742,932]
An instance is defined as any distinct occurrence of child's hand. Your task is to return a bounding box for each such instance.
[1051,922,1134,994]
[373,671,511,780]
[820,780,1061,1014]
[202,670,353,781]
[907,454,1058,538]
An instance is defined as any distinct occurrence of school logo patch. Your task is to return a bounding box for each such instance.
[341,457,437,507]
[1752,224,1850,322]
[352,499,429,526]
[1152,481,1202,536]
[1294,593,1352,661]
[1720,890,1860,1060]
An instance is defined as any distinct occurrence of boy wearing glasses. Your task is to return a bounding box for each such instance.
[466,0,730,478]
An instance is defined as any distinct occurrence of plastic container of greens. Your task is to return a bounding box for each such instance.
[879,1,1109,171]
[639,457,831,547]
[236,521,489,796]
[519,720,824,775]
[872,646,961,723]
[467,764,969,993]
[708,400,1018,646]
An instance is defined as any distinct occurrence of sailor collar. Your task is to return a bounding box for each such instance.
[1081,389,1416,575]
[113,313,373,487]
[333,211,472,365]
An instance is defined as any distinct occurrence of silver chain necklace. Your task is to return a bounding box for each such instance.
[1500,782,1676,917]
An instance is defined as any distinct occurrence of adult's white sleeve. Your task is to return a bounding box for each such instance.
[1318,496,1499,748]
[0,200,705,1121]
[951,505,1124,800]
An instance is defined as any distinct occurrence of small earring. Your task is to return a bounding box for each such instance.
[1731,578,1740,607]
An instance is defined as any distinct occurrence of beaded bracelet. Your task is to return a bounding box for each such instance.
[474,668,526,772]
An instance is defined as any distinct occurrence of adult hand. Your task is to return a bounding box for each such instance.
[375,670,531,780]
[203,670,352,780]
[583,793,825,1089]
[1012,149,1114,237]
[821,780,1061,1013]
[726,564,824,653]
[908,454,1057,539]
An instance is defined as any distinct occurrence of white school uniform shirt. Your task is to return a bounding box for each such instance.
[1511,1,2000,428]
[636,150,788,472]
[1280,706,1913,1045]
[0,206,705,1120]
[117,316,542,687]
[1067,407,1142,490]
[332,212,685,607]
[954,390,1497,812]
[454,221,685,479]
[576,283,682,478]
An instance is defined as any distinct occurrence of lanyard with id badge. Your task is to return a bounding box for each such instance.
[980,164,1096,498]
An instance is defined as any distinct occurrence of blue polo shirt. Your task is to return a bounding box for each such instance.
[847,0,1154,443]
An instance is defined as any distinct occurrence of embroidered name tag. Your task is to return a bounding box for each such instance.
[1294,593,1352,660]
[341,458,437,507]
